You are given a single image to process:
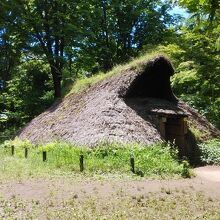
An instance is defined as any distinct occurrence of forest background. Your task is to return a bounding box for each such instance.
[0,0,219,142]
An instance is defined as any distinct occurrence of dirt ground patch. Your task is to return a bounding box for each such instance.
[194,165,220,182]
[1,172,220,202]
[0,166,220,219]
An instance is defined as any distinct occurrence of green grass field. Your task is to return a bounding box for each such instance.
[0,139,190,180]
[0,139,220,219]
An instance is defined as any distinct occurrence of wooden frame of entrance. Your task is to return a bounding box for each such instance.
[158,113,188,157]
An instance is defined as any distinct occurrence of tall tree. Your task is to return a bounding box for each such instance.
[76,0,176,73]
[178,0,219,26]
[1,0,82,98]
[170,0,220,127]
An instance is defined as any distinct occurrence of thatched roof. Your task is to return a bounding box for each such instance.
[18,55,220,146]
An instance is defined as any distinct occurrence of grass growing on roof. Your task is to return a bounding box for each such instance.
[0,139,190,180]
[67,50,168,96]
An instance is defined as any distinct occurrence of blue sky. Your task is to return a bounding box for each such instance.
[170,6,189,18]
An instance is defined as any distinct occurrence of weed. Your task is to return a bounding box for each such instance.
[181,160,191,178]
[0,140,190,180]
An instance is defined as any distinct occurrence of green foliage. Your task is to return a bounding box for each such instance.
[155,44,186,67]
[188,125,206,141]
[68,0,179,73]
[0,127,17,145]
[216,36,220,51]
[178,0,219,23]
[3,138,32,149]
[0,140,189,178]
[0,0,87,98]
[1,0,179,99]
[1,0,219,140]
[199,139,220,165]
[181,160,191,178]
[162,1,220,129]
[164,30,220,128]
[172,61,199,94]
[0,60,54,129]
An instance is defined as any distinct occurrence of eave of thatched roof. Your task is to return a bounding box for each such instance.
[17,55,220,146]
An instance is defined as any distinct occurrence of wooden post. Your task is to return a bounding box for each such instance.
[11,145,14,156]
[25,148,28,158]
[43,151,47,162]
[80,154,84,172]
[159,117,166,139]
[130,156,135,173]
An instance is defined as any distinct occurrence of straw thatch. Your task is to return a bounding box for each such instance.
[17,55,220,146]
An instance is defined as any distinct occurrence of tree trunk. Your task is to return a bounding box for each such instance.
[209,0,219,24]
[101,0,113,72]
[51,65,62,98]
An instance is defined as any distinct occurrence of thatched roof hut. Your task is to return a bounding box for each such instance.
[18,55,220,156]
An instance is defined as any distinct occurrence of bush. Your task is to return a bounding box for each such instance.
[199,139,220,165]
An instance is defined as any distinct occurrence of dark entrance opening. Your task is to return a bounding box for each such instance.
[124,56,189,157]
[125,56,178,102]
[159,115,188,157]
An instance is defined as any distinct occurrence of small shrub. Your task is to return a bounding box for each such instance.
[199,139,220,165]
[181,160,191,178]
